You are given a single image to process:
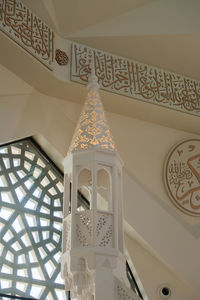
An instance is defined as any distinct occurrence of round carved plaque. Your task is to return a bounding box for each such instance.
[55,49,69,66]
[164,139,200,216]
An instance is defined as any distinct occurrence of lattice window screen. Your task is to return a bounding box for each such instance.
[0,139,67,299]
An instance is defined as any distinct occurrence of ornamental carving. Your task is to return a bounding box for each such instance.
[96,212,113,248]
[164,139,200,216]
[69,87,116,153]
[75,211,92,247]
[55,49,69,66]
[71,43,200,116]
[0,0,54,69]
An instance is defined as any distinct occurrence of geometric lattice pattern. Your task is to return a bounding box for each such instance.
[0,139,67,299]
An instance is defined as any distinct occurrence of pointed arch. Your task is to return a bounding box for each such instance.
[97,167,111,212]
[77,168,92,210]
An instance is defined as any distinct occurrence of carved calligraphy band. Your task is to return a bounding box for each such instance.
[0,0,54,69]
[1,0,200,117]
[71,43,200,117]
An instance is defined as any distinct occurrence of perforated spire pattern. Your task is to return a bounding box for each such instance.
[68,71,116,153]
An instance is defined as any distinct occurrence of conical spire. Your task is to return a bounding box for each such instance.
[68,70,116,153]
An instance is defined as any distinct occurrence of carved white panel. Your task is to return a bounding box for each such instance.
[75,211,92,247]
[96,211,113,248]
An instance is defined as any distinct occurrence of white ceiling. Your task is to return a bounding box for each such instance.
[22,0,156,35]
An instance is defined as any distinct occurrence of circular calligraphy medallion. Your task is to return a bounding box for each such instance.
[55,49,69,66]
[164,139,200,216]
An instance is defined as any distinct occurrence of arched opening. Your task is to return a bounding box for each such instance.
[77,168,92,210]
[97,168,111,211]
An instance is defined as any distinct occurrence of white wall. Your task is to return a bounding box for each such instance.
[125,234,199,300]
[108,109,200,225]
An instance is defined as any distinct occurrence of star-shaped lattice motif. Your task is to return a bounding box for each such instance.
[0,139,66,299]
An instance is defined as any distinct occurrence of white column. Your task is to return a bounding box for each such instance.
[70,163,77,250]
[112,164,118,250]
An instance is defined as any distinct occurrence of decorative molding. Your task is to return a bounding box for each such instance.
[55,49,69,66]
[164,139,200,216]
[0,0,54,70]
[72,258,94,299]
[71,42,200,116]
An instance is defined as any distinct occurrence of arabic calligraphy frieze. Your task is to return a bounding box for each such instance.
[71,43,200,116]
[164,139,200,216]
[0,0,54,69]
